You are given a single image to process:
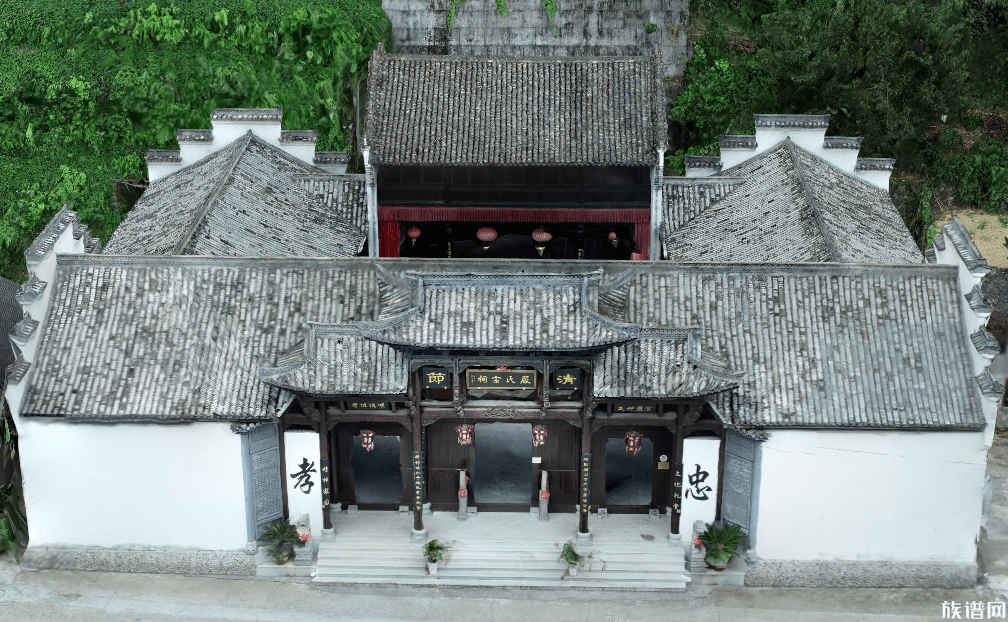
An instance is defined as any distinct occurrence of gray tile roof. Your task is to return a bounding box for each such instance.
[211,108,282,122]
[593,328,744,399]
[363,43,667,166]
[20,258,987,429]
[662,140,924,264]
[755,114,830,129]
[941,216,990,273]
[625,262,985,429]
[0,276,22,374]
[259,325,409,396]
[144,149,181,162]
[855,158,896,171]
[684,156,722,173]
[20,256,379,421]
[107,133,366,257]
[823,136,863,150]
[177,129,213,143]
[358,270,641,351]
[294,174,368,239]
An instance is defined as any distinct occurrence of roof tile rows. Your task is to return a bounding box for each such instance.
[20,256,379,421]
[107,134,366,258]
[358,271,641,351]
[260,325,409,396]
[626,263,983,429]
[662,141,923,264]
[594,329,744,399]
[364,44,666,166]
[19,258,987,429]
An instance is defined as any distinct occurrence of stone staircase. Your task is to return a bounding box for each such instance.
[313,537,689,590]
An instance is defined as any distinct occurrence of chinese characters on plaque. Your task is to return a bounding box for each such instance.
[551,368,580,391]
[422,367,450,389]
[319,458,330,509]
[671,463,683,514]
[613,404,656,413]
[580,453,591,517]
[412,451,424,511]
[347,401,388,410]
[290,457,316,494]
[466,369,536,390]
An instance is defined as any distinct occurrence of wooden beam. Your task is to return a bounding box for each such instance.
[411,371,424,533]
[671,403,685,536]
[278,414,289,521]
[578,368,594,535]
[317,401,332,530]
[715,427,726,522]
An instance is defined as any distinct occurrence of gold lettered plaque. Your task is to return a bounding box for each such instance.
[422,367,450,389]
[466,369,536,390]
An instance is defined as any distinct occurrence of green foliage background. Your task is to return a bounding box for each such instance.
[669,0,1008,250]
[0,0,391,283]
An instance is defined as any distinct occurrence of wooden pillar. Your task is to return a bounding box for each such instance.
[634,220,651,260]
[278,414,290,521]
[411,371,425,534]
[578,368,593,537]
[317,401,332,530]
[714,426,727,521]
[671,403,685,536]
[379,218,400,258]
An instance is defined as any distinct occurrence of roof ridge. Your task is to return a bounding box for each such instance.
[172,131,254,255]
[784,139,843,262]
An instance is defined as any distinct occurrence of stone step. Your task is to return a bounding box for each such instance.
[312,575,688,590]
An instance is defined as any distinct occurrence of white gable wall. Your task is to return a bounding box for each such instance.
[11,411,247,550]
[754,429,985,563]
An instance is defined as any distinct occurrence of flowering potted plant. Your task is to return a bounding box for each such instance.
[423,539,447,575]
[697,522,742,570]
[559,541,582,577]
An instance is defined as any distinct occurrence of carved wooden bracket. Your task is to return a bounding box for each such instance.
[298,398,322,423]
[591,418,606,433]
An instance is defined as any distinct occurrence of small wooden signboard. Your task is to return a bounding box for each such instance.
[580,453,591,518]
[412,451,424,511]
[320,459,331,509]
[422,367,450,389]
[466,369,536,390]
[551,368,581,391]
[671,462,683,514]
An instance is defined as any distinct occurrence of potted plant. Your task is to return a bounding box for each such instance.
[560,541,582,576]
[261,520,299,565]
[423,539,447,575]
[697,522,743,570]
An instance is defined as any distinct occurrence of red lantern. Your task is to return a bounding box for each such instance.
[532,425,548,447]
[456,424,474,446]
[477,227,498,245]
[407,226,421,246]
[496,366,510,371]
[532,228,553,244]
[609,231,619,248]
[360,429,375,452]
[625,430,643,455]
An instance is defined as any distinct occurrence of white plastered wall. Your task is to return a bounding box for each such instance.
[679,436,720,532]
[8,409,248,550]
[754,430,986,563]
[753,127,827,159]
[284,430,323,536]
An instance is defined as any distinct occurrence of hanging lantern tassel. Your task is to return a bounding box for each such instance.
[532,424,548,448]
[456,424,474,446]
[361,429,375,452]
[625,430,643,455]
[532,228,553,257]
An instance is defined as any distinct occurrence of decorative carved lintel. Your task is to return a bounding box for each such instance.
[683,409,701,428]
[591,418,606,434]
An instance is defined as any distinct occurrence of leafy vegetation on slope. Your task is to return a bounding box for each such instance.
[0,0,391,283]
[669,0,1008,250]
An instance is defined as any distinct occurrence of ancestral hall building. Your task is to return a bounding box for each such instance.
[4,42,1003,589]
